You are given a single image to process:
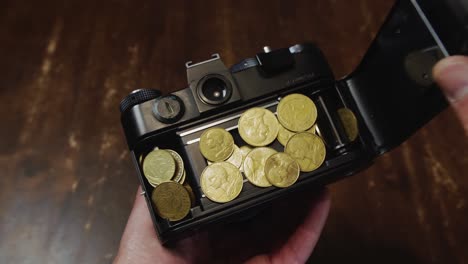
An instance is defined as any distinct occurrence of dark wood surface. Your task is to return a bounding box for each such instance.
[1,0,467,263]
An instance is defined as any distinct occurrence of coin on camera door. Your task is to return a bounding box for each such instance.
[238,108,279,147]
[285,133,326,172]
[143,149,176,186]
[200,162,243,203]
[226,145,243,168]
[337,108,359,141]
[165,149,184,183]
[152,182,191,221]
[243,147,277,187]
[265,153,300,188]
[277,94,317,132]
[199,128,234,162]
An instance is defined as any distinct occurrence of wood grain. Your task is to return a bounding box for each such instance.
[0,0,467,263]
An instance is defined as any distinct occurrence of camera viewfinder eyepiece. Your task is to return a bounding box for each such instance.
[196,74,233,105]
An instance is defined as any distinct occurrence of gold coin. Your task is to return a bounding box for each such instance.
[183,183,196,207]
[199,128,234,162]
[239,146,252,171]
[285,133,326,172]
[337,108,359,141]
[307,124,318,135]
[277,94,317,132]
[151,182,191,221]
[200,162,243,203]
[239,146,252,159]
[277,125,296,146]
[278,123,318,146]
[265,153,300,188]
[226,145,243,168]
[238,108,279,146]
[243,147,277,187]
[143,149,176,186]
[165,149,184,183]
[178,169,186,184]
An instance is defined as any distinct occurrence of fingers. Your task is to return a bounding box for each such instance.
[119,187,158,247]
[272,190,330,264]
[114,187,183,264]
[433,56,468,133]
[246,189,331,264]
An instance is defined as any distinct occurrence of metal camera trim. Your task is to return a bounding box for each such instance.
[196,74,233,106]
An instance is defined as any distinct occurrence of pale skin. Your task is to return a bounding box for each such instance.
[115,56,468,263]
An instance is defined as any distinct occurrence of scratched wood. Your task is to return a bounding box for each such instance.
[0,0,467,263]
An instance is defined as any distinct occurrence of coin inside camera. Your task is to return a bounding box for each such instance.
[197,74,233,105]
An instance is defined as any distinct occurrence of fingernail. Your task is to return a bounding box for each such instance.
[433,56,468,102]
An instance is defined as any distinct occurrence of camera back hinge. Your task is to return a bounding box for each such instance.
[337,0,453,155]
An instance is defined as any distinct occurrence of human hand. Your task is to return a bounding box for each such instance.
[433,55,468,133]
[114,186,330,264]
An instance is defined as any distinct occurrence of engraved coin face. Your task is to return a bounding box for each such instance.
[265,153,300,188]
[226,145,243,168]
[200,162,243,203]
[243,147,277,187]
[143,149,176,186]
[277,94,317,132]
[199,128,234,162]
[285,133,326,172]
[238,108,279,147]
[337,108,359,141]
[151,182,191,221]
[165,149,184,183]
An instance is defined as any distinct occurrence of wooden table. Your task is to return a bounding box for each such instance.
[1,0,467,263]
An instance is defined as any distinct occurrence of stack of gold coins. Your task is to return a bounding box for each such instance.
[142,149,187,186]
[142,148,194,221]
[276,94,320,146]
[199,127,245,203]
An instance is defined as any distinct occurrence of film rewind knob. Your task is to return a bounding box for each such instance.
[119,89,162,113]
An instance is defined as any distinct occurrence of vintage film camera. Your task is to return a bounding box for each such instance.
[120,0,468,244]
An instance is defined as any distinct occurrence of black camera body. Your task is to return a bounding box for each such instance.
[120,0,467,244]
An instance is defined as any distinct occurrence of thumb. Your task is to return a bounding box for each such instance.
[433,56,468,133]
